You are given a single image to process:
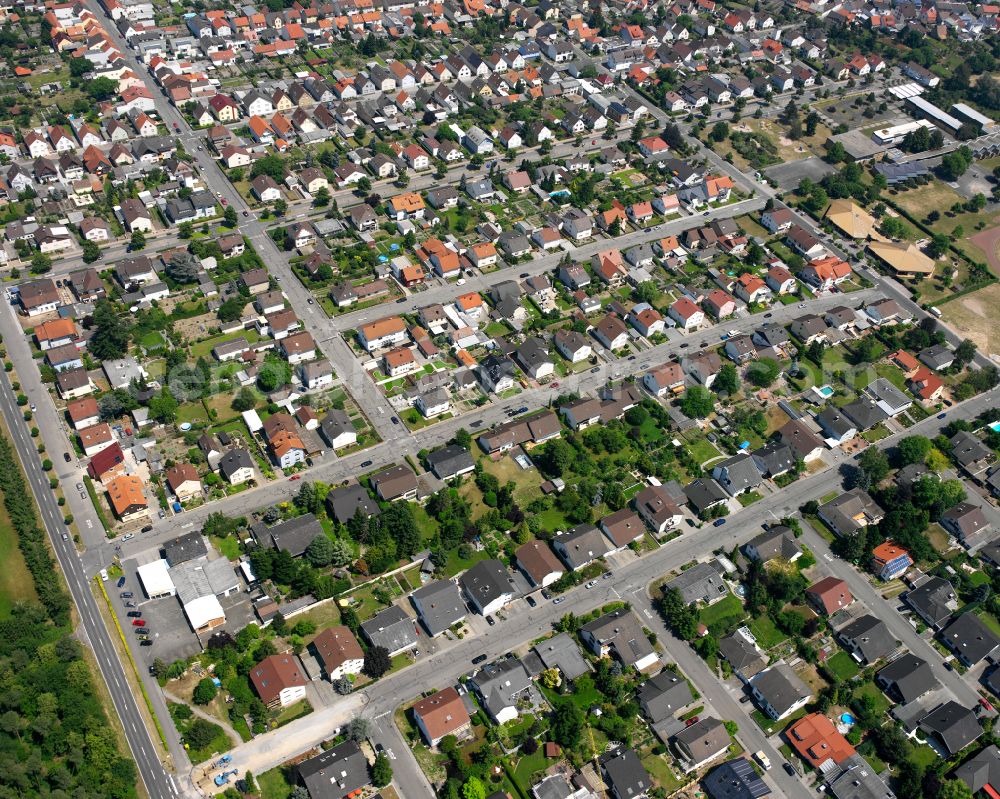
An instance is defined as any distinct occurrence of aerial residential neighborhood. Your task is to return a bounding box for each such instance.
[1,1,1000,799]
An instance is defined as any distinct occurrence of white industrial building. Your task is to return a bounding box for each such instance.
[137,559,176,599]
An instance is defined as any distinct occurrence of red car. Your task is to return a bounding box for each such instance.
[221,197,228,206]
[684,716,699,727]
[289,474,302,481]
[132,619,146,627]
[981,697,993,712]
[550,382,560,388]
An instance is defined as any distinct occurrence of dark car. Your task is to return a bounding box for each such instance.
[472,654,488,664]
[139,639,153,646]
[700,341,709,347]
[628,355,636,361]
[63,452,72,462]
[470,420,483,428]
[937,412,947,420]
[391,416,399,425]
[117,577,126,588]
[519,272,529,278]
[360,460,373,468]
[127,611,142,618]
[680,342,689,348]
[783,763,796,776]
[713,518,727,527]
[764,312,773,319]
[396,297,407,304]
[590,366,600,373]
[141,525,153,533]
[486,615,496,626]
[525,595,536,607]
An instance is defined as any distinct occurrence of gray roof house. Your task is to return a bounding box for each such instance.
[411,579,466,637]
[954,744,1000,796]
[905,576,958,629]
[666,561,729,607]
[864,377,912,417]
[325,483,380,525]
[458,559,515,616]
[296,741,369,799]
[703,758,771,799]
[256,513,324,558]
[553,524,612,570]
[719,630,768,682]
[711,453,763,497]
[919,701,983,756]
[841,397,889,432]
[683,478,729,515]
[469,656,533,724]
[532,632,590,681]
[940,502,992,550]
[818,489,884,537]
[636,669,695,723]
[743,526,801,564]
[359,605,418,656]
[749,662,813,720]
[837,615,896,664]
[426,444,475,481]
[876,654,936,704]
[918,344,954,371]
[600,747,651,799]
[940,613,1000,667]
[825,755,896,799]
[673,717,731,771]
[580,608,659,671]
[950,431,994,477]
[751,441,795,478]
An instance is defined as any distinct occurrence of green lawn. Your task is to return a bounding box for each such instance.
[189,329,263,360]
[852,682,890,716]
[274,699,312,728]
[685,436,722,465]
[0,482,38,616]
[826,651,861,681]
[511,749,549,789]
[748,615,788,649]
[176,402,210,426]
[910,744,938,769]
[257,767,294,799]
[698,594,745,632]
[211,535,240,560]
[565,674,604,710]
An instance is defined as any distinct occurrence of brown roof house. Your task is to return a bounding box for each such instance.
[250,654,308,708]
[412,687,472,746]
[515,540,564,588]
[165,464,202,503]
[370,464,418,501]
[310,625,364,681]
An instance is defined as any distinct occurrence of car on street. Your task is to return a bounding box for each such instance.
[121,533,134,541]
[680,342,689,348]
[127,611,142,618]
[713,518,727,527]
[391,416,399,424]
[77,483,84,491]
[628,355,636,361]
[117,577,126,588]
[470,420,483,428]
[603,572,612,580]
[120,592,133,599]
[242,210,249,217]
[141,525,153,533]
[132,619,146,627]
[289,475,301,481]
[158,510,165,518]
[486,615,496,626]
[937,412,947,419]
[590,366,600,373]
[124,601,136,608]
[764,312,772,318]
[525,595,536,607]
[472,654,488,664]
[80,491,87,500]
[360,460,373,468]
[396,297,406,304]
[798,303,806,308]
[585,580,598,589]
[139,640,153,646]
[64,452,71,462]
[519,272,529,278]
[307,298,314,304]
[553,596,565,604]
[754,752,771,770]
[783,763,796,776]
[29,403,36,411]
[62,533,68,541]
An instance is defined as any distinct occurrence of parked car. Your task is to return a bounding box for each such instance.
[132,619,146,627]
[120,592,133,599]
[127,611,142,618]
[783,762,796,776]
[63,452,71,462]
[117,576,126,588]
[139,640,154,647]
[684,716,700,727]
[472,654,487,664]
[525,595,536,607]
[486,615,496,626]
[553,596,565,604]
[713,518,727,527]
[754,751,771,771]
[585,580,598,589]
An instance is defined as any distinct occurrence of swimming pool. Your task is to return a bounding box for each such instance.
[990,421,1000,433]
[817,385,834,398]
[840,713,855,725]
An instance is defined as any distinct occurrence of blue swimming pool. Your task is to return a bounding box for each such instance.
[990,422,1000,433]
[840,713,855,725]
[817,385,834,398]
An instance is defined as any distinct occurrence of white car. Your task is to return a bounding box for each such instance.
[754,751,772,771]
[585,580,598,589]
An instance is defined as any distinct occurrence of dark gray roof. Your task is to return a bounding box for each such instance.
[218,448,254,479]
[260,513,324,558]
[750,663,811,716]
[940,613,1000,665]
[712,453,762,496]
[919,701,983,755]
[360,605,417,654]
[555,524,611,569]
[600,748,650,799]
[673,717,730,764]
[636,669,694,723]
[703,758,770,799]
[955,743,1000,794]
[470,656,532,718]
[296,740,369,799]
[683,478,728,514]
[719,631,767,676]
[905,576,958,629]
[319,409,355,447]
[841,397,889,431]
[876,654,936,704]
[426,444,475,480]
[458,559,514,611]
[162,531,208,566]
[325,483,380,525]
[838,615,895,664]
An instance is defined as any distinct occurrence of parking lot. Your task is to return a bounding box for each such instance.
[118,557,256,665]
[763,157,837,192]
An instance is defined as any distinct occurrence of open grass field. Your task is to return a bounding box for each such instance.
[0,475,39,616]
[892,181,1000,264]
[826,650,860,681]
[699,593,745,632]
[941,281,1000,355]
